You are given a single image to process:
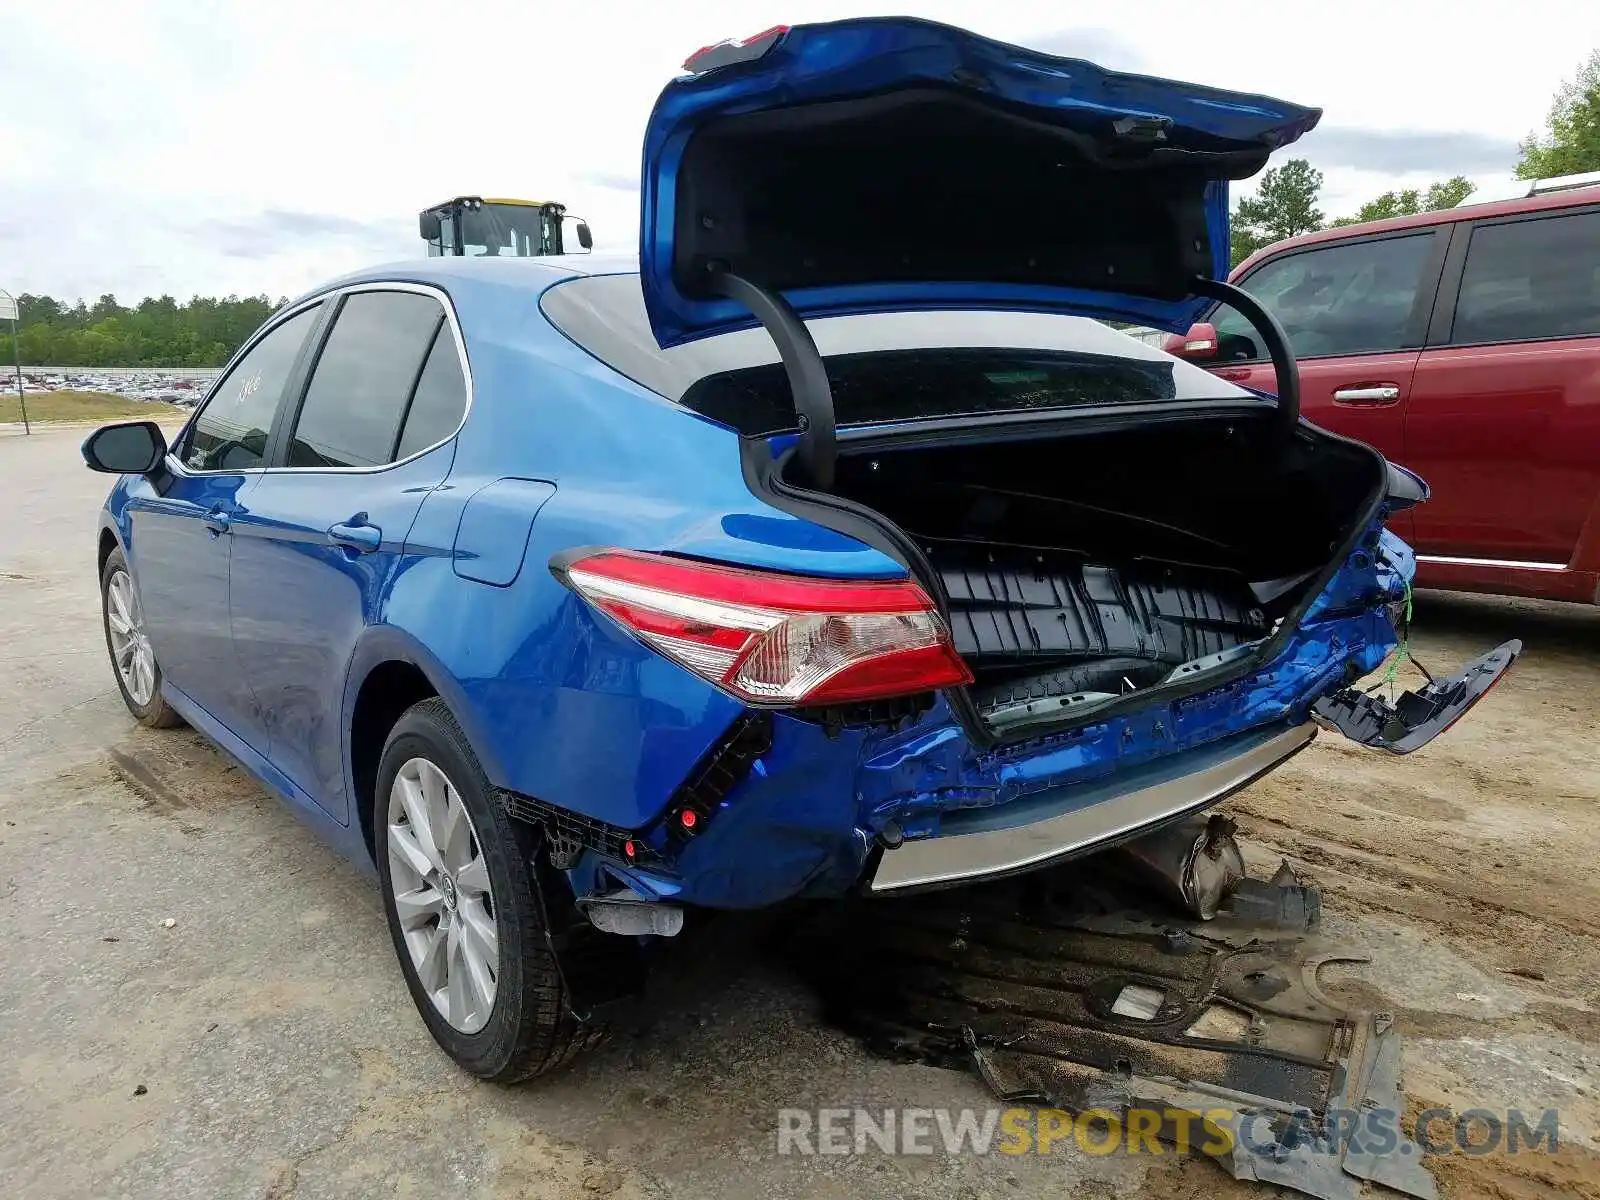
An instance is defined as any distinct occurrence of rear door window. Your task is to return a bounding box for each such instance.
[287,291,447,468]
[1215,232,1437,360]
[181,305,320,471]
[395,327,469,459]
[1450,210,1600,344]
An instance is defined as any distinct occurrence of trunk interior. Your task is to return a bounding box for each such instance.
[786,414,1385,730]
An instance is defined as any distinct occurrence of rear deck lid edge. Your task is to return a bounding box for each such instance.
[639,16,1320,348]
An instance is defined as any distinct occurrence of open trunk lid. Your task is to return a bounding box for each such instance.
[639,16,1321,349]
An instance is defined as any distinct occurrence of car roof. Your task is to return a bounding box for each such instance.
[287,253,641,306]
[1231,183,1600,276]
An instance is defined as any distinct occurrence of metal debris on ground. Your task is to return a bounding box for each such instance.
[1099,813,1248,921]
[784,822,1436,1200]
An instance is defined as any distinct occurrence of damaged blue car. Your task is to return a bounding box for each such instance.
[83,17,1519,1081]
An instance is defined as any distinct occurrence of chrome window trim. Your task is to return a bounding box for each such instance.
[166,280,474,479]
[1415,554,1568,572]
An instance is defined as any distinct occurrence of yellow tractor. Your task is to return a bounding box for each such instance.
[419,196,593,258]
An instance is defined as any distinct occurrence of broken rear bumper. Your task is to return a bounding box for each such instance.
[1310,639,1521,754]
[870,721,1316,893]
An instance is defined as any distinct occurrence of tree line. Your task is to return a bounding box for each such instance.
[5,292,289,369]
[1230,49,1600,266]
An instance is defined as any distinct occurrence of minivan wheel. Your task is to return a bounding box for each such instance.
[375,698,603,1082]
[100,547,182,728]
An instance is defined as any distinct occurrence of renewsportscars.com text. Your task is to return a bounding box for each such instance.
[776,1106,1561,1158]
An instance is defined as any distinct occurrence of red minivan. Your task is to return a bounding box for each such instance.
[1168,172,1600,605]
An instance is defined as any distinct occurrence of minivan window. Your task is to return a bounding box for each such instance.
[181,304,320,471]
[1214,232,1436,360]
[288,291,446,469]
[1451,210,1600,344]
[539,272,1258,434]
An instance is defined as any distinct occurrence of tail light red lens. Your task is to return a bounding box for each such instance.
[559,549,972,706]
[682,25,791,73]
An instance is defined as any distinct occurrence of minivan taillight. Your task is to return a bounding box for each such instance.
[558,549,972,706]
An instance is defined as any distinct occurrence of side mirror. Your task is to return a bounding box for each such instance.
[1162,322,1219,362]
[418,211,442,240]
[575,221,593,251]
[82,421,168,475]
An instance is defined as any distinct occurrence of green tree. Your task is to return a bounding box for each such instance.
[6,291,289,368]
[1328,175,1476,228]
[1230,159,1325,267]
[1516,49,1600,179]
[1424,177,1477,209]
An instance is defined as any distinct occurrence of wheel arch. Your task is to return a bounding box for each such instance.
[1568,487,1600,581]
[344,626,507,863]
[97,515,126,576]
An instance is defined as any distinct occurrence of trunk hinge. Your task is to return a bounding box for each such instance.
[1190,276,1300,438]
[707,269,837,489]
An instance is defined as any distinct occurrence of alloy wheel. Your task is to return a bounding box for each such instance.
[106,569,156,707]
[386,757,499,1033]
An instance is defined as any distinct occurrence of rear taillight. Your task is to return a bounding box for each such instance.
[558,549,973,706]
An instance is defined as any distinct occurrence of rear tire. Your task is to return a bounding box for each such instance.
[375,698,604,1082]
[100,547,183,729]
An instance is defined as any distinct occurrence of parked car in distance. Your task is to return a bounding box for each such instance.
[81,18,1518,1084]
[1167,171,1600,606]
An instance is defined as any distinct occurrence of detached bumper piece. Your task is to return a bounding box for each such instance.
[789,856,1437,1200]
[1312,639,1520,754]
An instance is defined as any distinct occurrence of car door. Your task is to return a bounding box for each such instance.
[1405,204,1600,565]
[227,285,470,821]
[1203,229,1448,541]
[130,303,322,740]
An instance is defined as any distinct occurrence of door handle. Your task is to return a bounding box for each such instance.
[203,508,232,537]
[1333,384,1402,406]
[328,516,382,554]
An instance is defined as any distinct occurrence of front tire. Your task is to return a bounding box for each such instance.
[375,698,603,1082]
[100,547,182,728]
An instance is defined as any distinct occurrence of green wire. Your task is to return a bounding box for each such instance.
[1377,575,1414,690]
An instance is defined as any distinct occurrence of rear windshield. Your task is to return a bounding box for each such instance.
[540,273,1259,435]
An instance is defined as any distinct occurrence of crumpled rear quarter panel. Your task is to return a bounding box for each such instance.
[624,521,1409,908]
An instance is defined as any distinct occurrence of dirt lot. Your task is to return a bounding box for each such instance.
[2,424,1597,1199]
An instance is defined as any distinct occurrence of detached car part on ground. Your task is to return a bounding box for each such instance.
[83,16,1518,1095]
[794,826,1442,1200]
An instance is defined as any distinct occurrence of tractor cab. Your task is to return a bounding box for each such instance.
[419,196,594,258]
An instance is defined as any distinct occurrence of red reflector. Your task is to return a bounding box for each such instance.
[623,839,637,859]
[560,549,973,706]
[680,809,698,830]
[682,24,790,72]
[740,23,789,45]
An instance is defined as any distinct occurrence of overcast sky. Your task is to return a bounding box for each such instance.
[2,0,1594,304]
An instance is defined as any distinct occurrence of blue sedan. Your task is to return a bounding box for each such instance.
[81,18,1517,1081]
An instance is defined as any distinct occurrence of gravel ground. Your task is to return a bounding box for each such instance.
[3,424,1597,1198]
